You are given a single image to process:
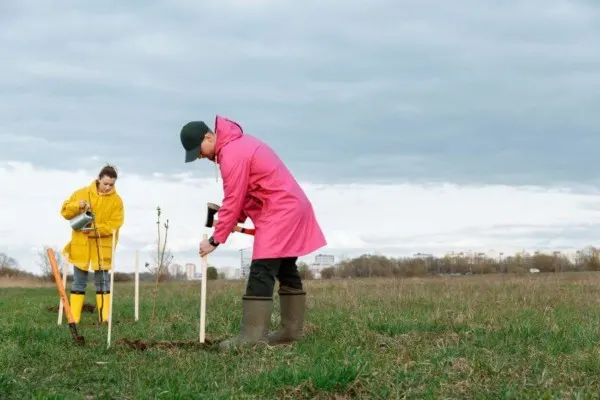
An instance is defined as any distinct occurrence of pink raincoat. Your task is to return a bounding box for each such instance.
[211,115,327,260]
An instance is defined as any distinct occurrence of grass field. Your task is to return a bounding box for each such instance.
[2,273,600,399]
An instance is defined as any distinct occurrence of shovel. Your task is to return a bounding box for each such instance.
[47,248,85,345]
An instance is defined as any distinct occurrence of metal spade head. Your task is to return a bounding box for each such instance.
[205,202,220,228]
[68,323,85,345]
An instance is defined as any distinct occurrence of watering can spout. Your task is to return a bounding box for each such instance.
[69,210,94,231]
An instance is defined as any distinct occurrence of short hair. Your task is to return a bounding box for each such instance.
[98,164,118,179]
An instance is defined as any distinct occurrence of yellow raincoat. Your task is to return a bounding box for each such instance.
[60,180,124,271]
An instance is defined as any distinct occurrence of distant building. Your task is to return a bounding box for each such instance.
[240,248,252,278]
[309,253,335,279]
[486,249,499,261]
[218,266,243,280]
[413,252,433,259]
[185,263,196,280]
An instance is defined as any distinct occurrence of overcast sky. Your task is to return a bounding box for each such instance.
[2,0,600,275]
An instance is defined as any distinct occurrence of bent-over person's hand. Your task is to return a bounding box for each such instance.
[199,239,216,258]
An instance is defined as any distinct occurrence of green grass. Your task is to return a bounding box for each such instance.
[2,273,600,399]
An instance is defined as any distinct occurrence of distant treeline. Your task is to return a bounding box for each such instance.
[0,250,224,282]
[4,247,600,282]
[0,253,39,279]
[315,248,600,279]
[40,267,222,283]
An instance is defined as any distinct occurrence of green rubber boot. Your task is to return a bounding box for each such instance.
[219,296,273,350]
[266,286,306,345]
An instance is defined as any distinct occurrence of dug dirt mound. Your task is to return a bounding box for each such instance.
[47,303,96,313]
[116,338,217,351]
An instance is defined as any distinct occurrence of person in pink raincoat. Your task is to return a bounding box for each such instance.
[180,115,327,349]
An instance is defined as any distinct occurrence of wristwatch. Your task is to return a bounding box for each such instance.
[208,236,219,247]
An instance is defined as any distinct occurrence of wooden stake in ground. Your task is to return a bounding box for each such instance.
[199,233,208,343]
[135,250,139,322]
[107,229,116,349]
[57,260,68,325]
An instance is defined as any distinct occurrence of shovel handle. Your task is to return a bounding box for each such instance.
[210,218,255,236]
[48,249,84,344]
[233,225,255,236]
[48,248,84,344]
[47,248,76,325]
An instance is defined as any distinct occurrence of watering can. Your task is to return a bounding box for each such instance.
[69,210,95,231]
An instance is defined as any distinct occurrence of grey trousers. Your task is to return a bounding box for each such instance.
[71,266,110,294]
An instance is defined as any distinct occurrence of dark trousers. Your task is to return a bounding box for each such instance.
[245,257,303,297]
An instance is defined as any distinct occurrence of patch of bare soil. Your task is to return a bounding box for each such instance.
[303,322,319,334]
[47,303,96,313]
[116,338,218,351]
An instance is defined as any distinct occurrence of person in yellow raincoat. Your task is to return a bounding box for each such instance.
[60,165,124,324]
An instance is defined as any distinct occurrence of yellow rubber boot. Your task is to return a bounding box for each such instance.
[95,292,110,323]
[69,293,85,324]
[102,293,111,322]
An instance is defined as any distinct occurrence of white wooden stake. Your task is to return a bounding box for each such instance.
[199,233,208,343]
[134,249,139,322]
[57,260,68,325]
[107,229,116,349]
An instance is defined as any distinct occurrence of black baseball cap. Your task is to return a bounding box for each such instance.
[180,121,211,163]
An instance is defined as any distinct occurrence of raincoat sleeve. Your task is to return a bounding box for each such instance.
[212,156,251,244]
[93,197,125,237]
[61,191,81,220]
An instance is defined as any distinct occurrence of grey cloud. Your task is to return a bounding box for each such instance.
[1,0,600,185]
